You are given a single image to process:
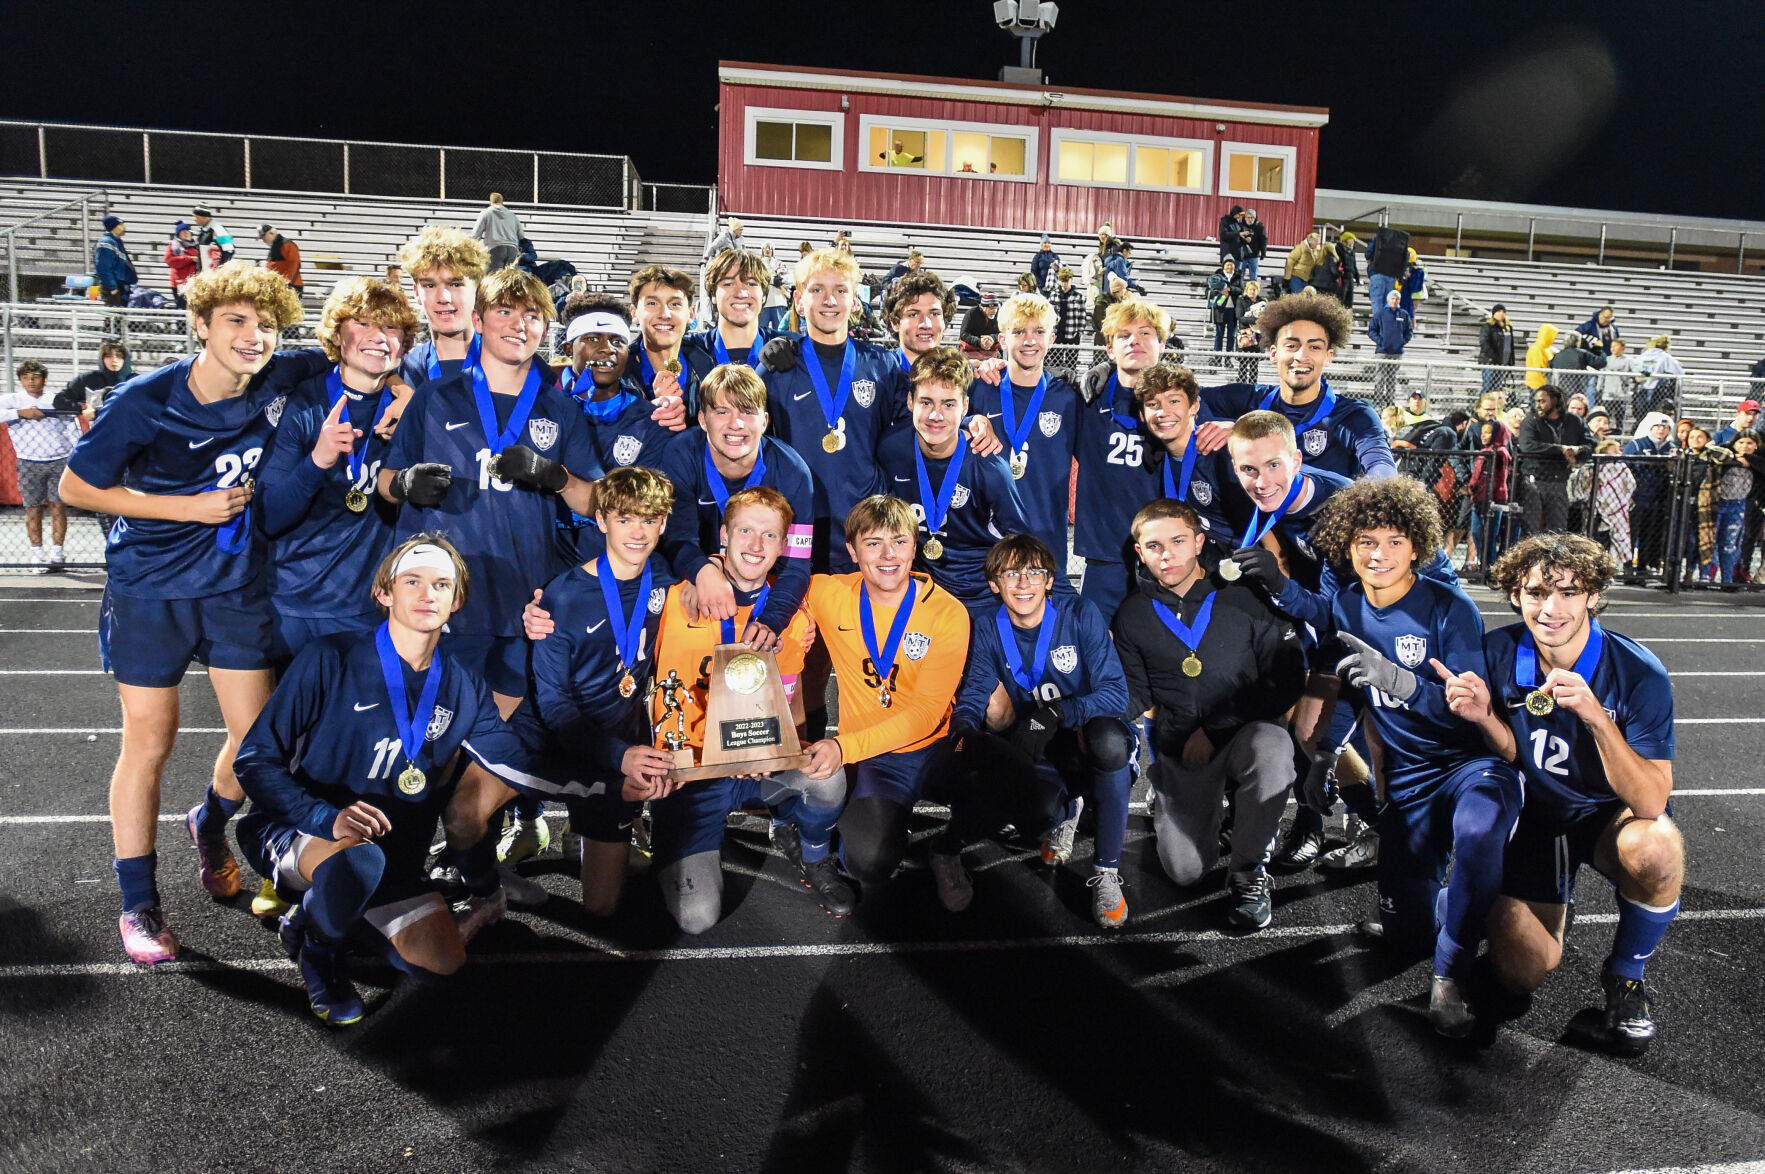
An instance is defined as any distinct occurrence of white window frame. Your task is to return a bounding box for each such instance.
[743,106,845,172]
[855,113,1038,183]
[1048,128,1215,193]
[1217,140,1297,202]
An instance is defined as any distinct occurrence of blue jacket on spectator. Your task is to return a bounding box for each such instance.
[1368,302,1413,355]
[1031,247,1063,292]
[1103,251,1144,294]
[1624,433,1675,508]
[94,232,136,293]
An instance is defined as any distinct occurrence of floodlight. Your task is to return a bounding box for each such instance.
[1036,2,1059,28]
[993,0,1019,24]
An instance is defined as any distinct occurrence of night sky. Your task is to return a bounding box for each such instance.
[6,0,1762,221]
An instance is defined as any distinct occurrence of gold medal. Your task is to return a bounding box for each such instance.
[822,430,844,454]
[665,358,682,375]
[1216,558,1242,582]
[1182,654,1203,678]
[485,454,502,481]
[1524,689,1555,716]
[724,652,766,696]
[877,686,892,709]
[923,536,945,561]
[397,765,426,795]
[619,672,636,699]
[344,488,368,513]
[1009,454,1027,480]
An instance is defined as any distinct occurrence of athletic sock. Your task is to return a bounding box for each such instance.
[459,835,500,898]
[1608,892,1679,981]
[196,784,243,840]
[511,793,544,822]
[303,843,385,943]
[114,852,159,913]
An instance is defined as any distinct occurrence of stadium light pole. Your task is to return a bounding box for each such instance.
[994,1,1059,79]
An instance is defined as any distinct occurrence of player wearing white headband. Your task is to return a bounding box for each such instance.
[233,534,544,1025]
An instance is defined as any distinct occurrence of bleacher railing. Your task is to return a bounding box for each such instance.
[1,191,108,302]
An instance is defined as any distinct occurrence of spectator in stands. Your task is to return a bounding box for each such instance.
[1743,431,1765,582]
[1517,384,1592,533]
[702,217,745,263]
[1016,272,1037,295]
[190,207,234,267]
[1218,206,1248,264]
[1081,222,1115,310]
[1283,233,1319,294]
[1234,280,1266,379]
[1717,433,1759,585]
[1577,305,1620,359]
[1502,404,1527,434]
[55,341,130,422]
[1479,305,1515,394]
[1368,288,1412,400]
[259,226,303,301]
[1684,427,1724,581]
[1,360,82,572]
[164,222,203,309]
[1240,210,1267,283]
[1752,355,1765,400]
[471,193,523,272]
[1597,337,1641,423]
[1030,235,1062,294]
[1398,248,1426,318]
[1713,398,1761,447]
[1379,404,1400,439]
[94,216,136,306]
[1566,392,1590,418]
[1309,239,1345,302]
[883,248,923,293]
[1207,258,1243,351]
[832,229,853,251]
[1676,417,1695,446]
[960,292,1003,359]
[1336,231,1361,307]
[1050,266,1085,376]
[1091,274,1128,347]
[1590,439,1636,567]
[383,263,403,288]
[1624,412,1676,580]
[1548,330,1605,404]
[1586,406,1614,442]
[1396,388,1432,431]
[1524,322,1557,391]
[1465,413,1514,569]
[1104,241,1145,295]
[1636,335,1684,420]
[1364,226,1408,308]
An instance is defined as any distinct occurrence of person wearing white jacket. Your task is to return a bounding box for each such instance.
[1,359,84,571]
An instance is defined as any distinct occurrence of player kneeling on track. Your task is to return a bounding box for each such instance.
[1308,476,1525,1037]
[1440,534,1680,1055]
[1114,500,1306,931]
[233,536,541,1025]
[648,486,854,928]
[942,534,1133,925]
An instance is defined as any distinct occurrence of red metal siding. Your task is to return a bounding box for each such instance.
[718,82,1319,246]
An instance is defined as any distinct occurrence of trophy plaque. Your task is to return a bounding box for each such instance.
[659,644,810,783]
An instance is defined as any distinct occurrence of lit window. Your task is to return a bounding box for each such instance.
[1054,132,1211,191]
[857,114,1034,181]
[868,126,944,171]
[1133,146,1204,190]
[1220,142,1296,200]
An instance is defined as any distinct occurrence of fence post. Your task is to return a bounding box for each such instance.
[142,132,151,185]
[1454,212,1462,255]
[1526,218,1536,262]
[81,194,91,268]
[37,124,46,178]
[1598,223,1607,266]
[1667,227,1677,270]
[532,153,540,205]
[1740,232,1747,274]
[7,238,15,304]
[3,305,11,388]
[1444,297,1453,344]
[244,138,252,189]
[621,157,631,210]
[71,305,81,374]
[439,148,446,200]
[342,143,350,195]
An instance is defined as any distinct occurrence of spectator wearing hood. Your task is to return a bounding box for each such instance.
[1478,305,1515,394]
[1548,330,1606,405]
[93,216,135,306]
[1081,222,1115,310]
[1524,322,1558,390]
[1336,231,1361,307]
[1397,248,1426,317]
[1577,306,1620,359]
[1635,335,1685,420]
[1207,259,1244,350]
[1623,412,1677,578]
[1030,235,1062,294]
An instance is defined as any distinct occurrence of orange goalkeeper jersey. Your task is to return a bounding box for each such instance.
[651,577,812,752]
[802,571,970,764]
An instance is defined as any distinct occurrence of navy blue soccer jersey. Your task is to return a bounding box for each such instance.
[953,597,1128,731]
[259,367,399,621]
[1216,466,1355,595]
[234,631,534,871]
[1201,380,1396,480]
[681,326,777,381]
[1485,621,1674,818]
[400,336,477,389]
[1331,574,1495,804]
[579,382,676,473]
[625,348,702,415]
[384,366,602,638]
[1276,547,1459,639]
[761,336,908,561]
[526,555,676,779]
[654,427,815,633]
[66,350,327,599]
[968,373,1079,570]
[878,429,1031,608]
[1072,375,1160,560]
[1146,439,1234,537]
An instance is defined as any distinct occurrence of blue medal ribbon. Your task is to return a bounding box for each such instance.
[722,582,772,643]
[802,338,857,434]
[1106,373,1137,432]
[1258,378,1337,437]
[1150,592,1217,658]
[597,556,654,676]
[896,349,912,373]
[581,388,635,424]
[1162,430,1199,502]
[913,434,970,539]
[702,436,767,511]
[375,622,444,773]
[860,578,918,688]
[213,485,251,554]
[712,330,764,368]
[326,366,391,490]
[559,365,578,396]
[425,334,480,382]
[470,358,544,453]
[1239,473,1306,548]
[996,601,1056,694]
[1516,619,1606,696]
[1000,376,1049,466]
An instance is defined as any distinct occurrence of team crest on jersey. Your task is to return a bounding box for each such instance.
[1394,635,1428,669]
[1051,645,1078,675]
[265,396,286,427]
[649,587,666,615]
[851,379,877,409]
[1191,479,1213,506]
[425,706,454,742]
[1302,428,1328,457]
[901,631,931,661]
[528,417,558,452]
[951,484,970,510]
[1038,411,1063,438]
[612,435,643,466]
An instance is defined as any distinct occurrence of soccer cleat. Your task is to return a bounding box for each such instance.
[1318,816,1380,871]
[280,910,363,1026]
[1041,796,1083,866]
[250,877,291,919]
[1601,967,1656,1057]
[1429,975,1475,1038]
[770,821,803,867]
[800,856,858,917]
[1226,867,1273,931]
[1271,825,1325,871]
[185,803,242,899]
[496,815,551,865]
[929,851,974,912]
[497,864,549,910]
[452,886,507,946]
[118,906,179,965]
[1089,867,1128,929]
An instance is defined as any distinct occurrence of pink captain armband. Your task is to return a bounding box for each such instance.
[781,673,800,703]
[786,524,814,558]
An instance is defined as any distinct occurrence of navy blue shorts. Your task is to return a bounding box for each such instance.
[268,609,380,668]
[1079,557,1132,628]
[1379,757,1525,887]
[649,775,801,868]
[849,740,941,808]
[502,705,638,844]
[1501,800,1632,906]
[100,585,273,688]
[441,632,528,698]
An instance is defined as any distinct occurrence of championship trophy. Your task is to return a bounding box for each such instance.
[655,647,810,783]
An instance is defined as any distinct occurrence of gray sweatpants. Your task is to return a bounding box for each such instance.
[1149,721,1295,885]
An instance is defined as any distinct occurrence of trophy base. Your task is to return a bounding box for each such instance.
[667,750,813,784]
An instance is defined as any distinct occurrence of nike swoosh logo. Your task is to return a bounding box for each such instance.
[445,421,471,431]
[793,390,815,401]
[586,620,606,634]
[698,497,718,506]
[986,412,1001,419]
[353,702,379,712]
[837,624,856,632]
[187,438,214,450]
[893,476,910,483]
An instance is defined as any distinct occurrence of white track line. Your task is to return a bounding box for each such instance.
[0,727,227,734]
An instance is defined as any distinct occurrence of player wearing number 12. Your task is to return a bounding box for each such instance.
[59,262,322,965]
